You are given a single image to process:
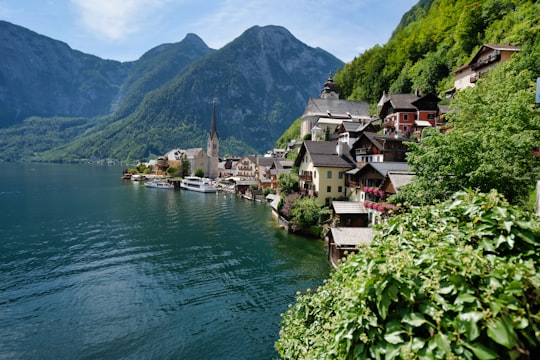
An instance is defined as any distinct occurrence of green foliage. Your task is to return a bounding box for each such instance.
[277,172,299,196]
[0,116,94,162]
[274,117,301,150]
[276,190,540,359]
[454,2,484,54]
[194,167,205,178]
[396,52,540,207]
[334,0,540,104]
[180,154,191,178]
[409,49,451,94]
[289,197,332,233]
[166,166,181,177]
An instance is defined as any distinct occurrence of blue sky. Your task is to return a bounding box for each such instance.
[0,0,418,63]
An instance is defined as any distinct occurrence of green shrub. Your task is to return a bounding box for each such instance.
[276,190,540,359]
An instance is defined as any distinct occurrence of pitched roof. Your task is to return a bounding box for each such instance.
[296,140,355,168]
[358,162,410,177]
[360,132,408,151]
[332,201,368,214]
[341,120,375,133]
[388,171,415,192]
[246,156,275,167]
[454,44,521,72]
[272,159,294,170]
[330,227,373,247]
[379,93,440,115]
[303,98,370,119]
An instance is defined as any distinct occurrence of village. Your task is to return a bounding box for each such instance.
[127,44,521,267]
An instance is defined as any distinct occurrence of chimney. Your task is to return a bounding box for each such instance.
[415,88,420,96]
[336,139,349,157]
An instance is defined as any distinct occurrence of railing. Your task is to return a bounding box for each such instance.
[355,148,373,155]
[470,53,501,70]
[299,172,313,182]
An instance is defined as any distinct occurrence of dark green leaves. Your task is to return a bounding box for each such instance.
[276,190,540,359]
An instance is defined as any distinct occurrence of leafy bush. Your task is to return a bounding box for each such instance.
[277,172,299,196]
[194,167,205,178]
[276,190,540,359]
[290,197,332,233]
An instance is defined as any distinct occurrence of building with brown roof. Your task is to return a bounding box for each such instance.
[453,44,521,90]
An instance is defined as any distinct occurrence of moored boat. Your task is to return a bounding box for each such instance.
[180,176,217,193]
[144,180,174,189]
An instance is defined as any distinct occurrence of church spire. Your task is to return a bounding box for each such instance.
[210,98,218,139]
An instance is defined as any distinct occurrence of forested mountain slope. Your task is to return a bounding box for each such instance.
[334,0,540,107]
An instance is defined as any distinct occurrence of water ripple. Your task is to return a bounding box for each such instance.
[0,165,330,360]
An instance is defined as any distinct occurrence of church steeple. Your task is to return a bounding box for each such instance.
[210,98,218,139]
[207,99,219,178]
[320,74,340,99]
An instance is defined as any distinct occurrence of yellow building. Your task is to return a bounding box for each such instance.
[294,140,355,206]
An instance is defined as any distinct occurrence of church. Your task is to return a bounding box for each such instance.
[164,101,220,178]
[300,76,371,140]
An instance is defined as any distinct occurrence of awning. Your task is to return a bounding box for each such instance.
[415,120,433,127]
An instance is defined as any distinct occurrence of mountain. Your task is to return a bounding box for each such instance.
[0,22,343,162]
[112,33,215,118]
[0,21,130,127]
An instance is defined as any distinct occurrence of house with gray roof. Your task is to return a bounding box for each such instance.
[331,201,369,227]
[300,77,370,139]
[294,140,355,205]
[380,171,415,196]
[349,131,409,165]
[327,227,373,267]
[378,90,440,137]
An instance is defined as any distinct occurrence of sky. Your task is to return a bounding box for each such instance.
[0,0,418,63]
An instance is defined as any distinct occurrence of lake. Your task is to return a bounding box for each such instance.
[0,163,330,359]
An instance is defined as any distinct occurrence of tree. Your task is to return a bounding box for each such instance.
[289,196,331,233]
[409,50,450,94]
[180,154,190,178]
[194,167,205,178]
[395,55,540,207]
[454,3,484,54]
[277,172,299,196]
[277,190,540,359]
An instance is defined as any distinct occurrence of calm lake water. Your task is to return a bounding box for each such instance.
[0,163,330,359]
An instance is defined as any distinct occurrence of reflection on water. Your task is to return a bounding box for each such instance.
[0,163,330,359]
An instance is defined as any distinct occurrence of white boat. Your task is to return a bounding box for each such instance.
[144,180,174,189]
[180,176,217,193]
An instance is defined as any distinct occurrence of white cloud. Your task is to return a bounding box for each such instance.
[70,0,170,40]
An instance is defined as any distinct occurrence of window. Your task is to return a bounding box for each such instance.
[327,171,332,179]
[327,186,332,193]
[338,186,343,193]
[338,171,343,179]
[404,114,408,121]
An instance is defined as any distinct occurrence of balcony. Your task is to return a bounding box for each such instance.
[299,171,313,182]
[470,53,501,70]
[355,147,373,155]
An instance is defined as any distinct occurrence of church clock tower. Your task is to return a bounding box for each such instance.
[207,100,219,178]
